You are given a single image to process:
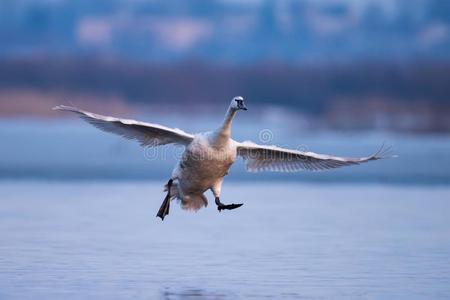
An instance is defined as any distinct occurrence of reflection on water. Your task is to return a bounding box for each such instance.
[161,288,228,300]
[0,181,449,299]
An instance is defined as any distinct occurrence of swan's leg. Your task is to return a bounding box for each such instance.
[211,182,243,212]
[156,179,173,220]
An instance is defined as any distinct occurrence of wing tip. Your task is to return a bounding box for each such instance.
[52,105,79,112]
[372,143,398,160]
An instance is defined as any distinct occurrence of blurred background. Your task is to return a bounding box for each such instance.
[1,1,450,299]
[0,0,449,182]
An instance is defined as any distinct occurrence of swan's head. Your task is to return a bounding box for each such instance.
[230,96,247,111]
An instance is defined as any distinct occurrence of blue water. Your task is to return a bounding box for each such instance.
[0,182,449,299]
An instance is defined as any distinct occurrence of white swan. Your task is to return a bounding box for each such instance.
[53,96,391,220]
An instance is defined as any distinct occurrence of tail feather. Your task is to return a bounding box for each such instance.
[164,181,208,211]
[180,194,208,211]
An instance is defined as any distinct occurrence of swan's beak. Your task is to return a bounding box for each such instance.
[239,102,248,111]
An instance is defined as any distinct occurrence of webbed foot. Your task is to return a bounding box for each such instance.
[215,197,243,212]
[156,179,173,220]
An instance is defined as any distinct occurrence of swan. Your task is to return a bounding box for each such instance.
[53,96,392,220]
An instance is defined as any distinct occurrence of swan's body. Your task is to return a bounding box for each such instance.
[170,132,237,210]
[54,96,391,220]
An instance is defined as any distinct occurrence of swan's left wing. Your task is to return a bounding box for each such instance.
[53,105,194,147]
[236,141,393,172]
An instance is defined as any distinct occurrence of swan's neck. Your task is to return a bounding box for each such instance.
[220,107,236,136]
[213,107,236,146]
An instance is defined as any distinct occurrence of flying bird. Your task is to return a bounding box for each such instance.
[53,97,392,220]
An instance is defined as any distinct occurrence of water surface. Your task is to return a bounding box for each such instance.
[1,181,449,299]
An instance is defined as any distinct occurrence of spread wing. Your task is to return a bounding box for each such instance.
[237,141,393,172]
[53,105,194,147]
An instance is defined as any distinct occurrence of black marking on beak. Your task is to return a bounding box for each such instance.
[236,99,248,111]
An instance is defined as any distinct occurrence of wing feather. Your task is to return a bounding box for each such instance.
[237,141,394,173]
[53,105,194,147]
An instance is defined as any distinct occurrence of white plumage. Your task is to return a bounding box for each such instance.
[53,96,392,220]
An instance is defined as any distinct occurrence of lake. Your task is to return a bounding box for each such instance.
[1,181,449,299]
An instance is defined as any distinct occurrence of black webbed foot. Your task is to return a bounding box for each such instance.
[217,203,243,212]
[215,197,243,212]
[156,179,173,221]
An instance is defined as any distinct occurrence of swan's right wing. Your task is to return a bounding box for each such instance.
[53,105,194,147]
[237,141,393,172]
